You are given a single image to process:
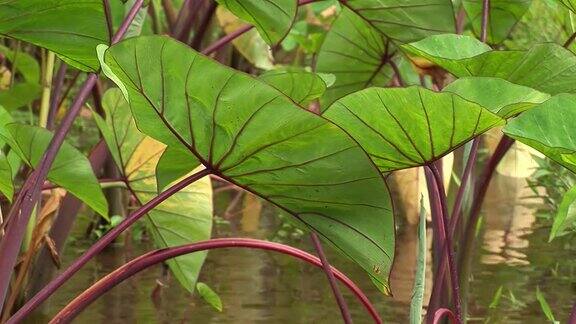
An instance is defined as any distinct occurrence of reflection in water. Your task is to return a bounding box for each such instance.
[25,161,576,323]
[481,174,537,266]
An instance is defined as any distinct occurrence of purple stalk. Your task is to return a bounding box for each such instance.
[172,0,194,39]
[310,232,352,324]
[48,238,382,324]
[201,25,254,55]
[7,168,210,323]
[569,302,576,324]
[189,1,217,50]
[199,0,317,55]
[456,136,514,317]
[433,308,457,324]
[26,141,109,297]
[481,0,490,42]
[425,165,462,323]
[427,139,480,316]
[47,63,68,130]
[0,0,145,310]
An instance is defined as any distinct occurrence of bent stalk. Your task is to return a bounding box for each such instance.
[49,238,382,324]
[310,232,353,324]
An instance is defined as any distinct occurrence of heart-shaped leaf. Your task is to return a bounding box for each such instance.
[258,69,327,106]
[402,34,576,95]
[503,94,576,173]
[342,0,456,43]
[216,0,297,45]
[316,7,394,107]
[462,0,532,44]
[0,0,109,71]
[323,86,504,173]
[93,88,213,293]
[443,77,550,118]
[101,36,395,293]
[1,124,108,217]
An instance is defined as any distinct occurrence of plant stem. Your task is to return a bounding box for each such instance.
[0,0,146,312]
[481,0,490,42]
[189,1,217,50]
[569,302,576,323]
[39,51,55,128]
[102,0,114,42]
[425,164,462,323]
[7,168,210,323]
[432,308,457,324]
[427,139,480,317]
[310,232,353,324]
[49,238,381,324]
[26,141,109,299]
[457,135,514,317]
[161,0,177,32]
[564,31,576,48]
[47,63,68,131]
[202,25,254,55]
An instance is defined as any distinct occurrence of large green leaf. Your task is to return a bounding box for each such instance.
[503,94,576,173]
[323,86,504,173]
[93,88,213,293]
[0,0,109,71]
[0,82,42,110]
[101,36,395,293]
[462,0,532,44]
[258,69,327,106]
[343,0,456,43]
[443,77,550,118]
[316,7,394,107]
[1,124,108,217]
[216,0,297,45]
[549,184,576,241]
[402,34,576,95]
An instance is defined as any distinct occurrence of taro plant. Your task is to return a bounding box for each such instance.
[1,0,576,323]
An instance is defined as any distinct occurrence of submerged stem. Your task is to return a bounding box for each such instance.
[310,232,353,324]
[425,164,462,323]
[49,238,381,324]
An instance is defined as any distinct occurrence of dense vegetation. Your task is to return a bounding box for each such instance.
[1,0,576,323]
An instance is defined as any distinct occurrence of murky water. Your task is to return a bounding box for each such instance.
[25,172,576,323]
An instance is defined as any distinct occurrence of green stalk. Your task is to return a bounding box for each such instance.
[39,51,55,128]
